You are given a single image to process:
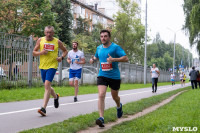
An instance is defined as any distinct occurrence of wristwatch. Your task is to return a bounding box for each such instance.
[62,57,64,60]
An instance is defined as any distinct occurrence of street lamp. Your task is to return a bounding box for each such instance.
[167,28,181,75]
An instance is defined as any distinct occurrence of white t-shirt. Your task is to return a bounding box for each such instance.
[68,50,85,70]
[180,74,184,79]
[151,68,159,78]
[170,74,175,79]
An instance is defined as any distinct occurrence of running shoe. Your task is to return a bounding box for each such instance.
[117,103,123,118]
[74,97,78,102]
[96,117,105,127]
[54,93,60,108]
[38,107,46,116]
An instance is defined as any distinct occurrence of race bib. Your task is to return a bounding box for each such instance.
[44,43,54,51]
[101,62,113,71]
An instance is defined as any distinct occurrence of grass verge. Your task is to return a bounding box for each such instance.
[20,87,190,133]
[0,82,179,103]
[103,88,199,133]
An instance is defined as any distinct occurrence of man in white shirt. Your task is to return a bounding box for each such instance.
[170,73,176,86]
[67,42,85,102]
[150,64,160,93]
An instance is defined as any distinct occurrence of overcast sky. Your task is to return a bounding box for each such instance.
[140,0,198,58]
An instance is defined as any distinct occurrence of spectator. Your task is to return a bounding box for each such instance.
[196,70,200,88]
[189,66,198,89]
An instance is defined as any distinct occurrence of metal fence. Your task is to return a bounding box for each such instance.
[0,33,179,89]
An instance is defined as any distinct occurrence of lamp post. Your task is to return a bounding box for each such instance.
[167,28,181,75]
[144,0,147,84]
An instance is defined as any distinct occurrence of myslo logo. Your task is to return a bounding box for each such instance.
[172,127,198,132]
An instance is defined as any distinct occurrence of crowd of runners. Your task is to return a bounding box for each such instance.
[33,25,196,128]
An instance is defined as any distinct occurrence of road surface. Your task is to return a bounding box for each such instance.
[0,83,189,133]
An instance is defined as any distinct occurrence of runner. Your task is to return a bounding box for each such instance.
[170,73,176,86]
[196,70,200,88]
[150,64,160,93]
[183,73,186,86]
[179,72,184,87]
[33,26,68,116]
[90,29,128,127]
[67,42,85,102]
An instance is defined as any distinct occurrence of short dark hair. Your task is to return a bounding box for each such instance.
[192,66,195,70]
[100,29,111,37]
[72,41,78,46]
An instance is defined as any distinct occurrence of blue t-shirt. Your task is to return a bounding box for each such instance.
[95,42,126,79]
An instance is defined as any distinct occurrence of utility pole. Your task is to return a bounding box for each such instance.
[144,0,147,84]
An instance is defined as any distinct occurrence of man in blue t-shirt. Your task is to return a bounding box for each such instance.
[90,29,128,127]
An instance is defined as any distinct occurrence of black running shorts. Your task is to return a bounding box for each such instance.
[97,76,121,90]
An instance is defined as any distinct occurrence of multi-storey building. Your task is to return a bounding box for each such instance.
[71,0,114,31]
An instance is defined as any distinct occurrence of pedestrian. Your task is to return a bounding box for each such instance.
[67,42,85,102]
[90,29,128,127]
[150,64,160,93]
[196,70,200,88]
[189,66,198,89]
[179,72,184,87]
[33,26,68,116]
[170,72,176,86]
[183,73,186,86]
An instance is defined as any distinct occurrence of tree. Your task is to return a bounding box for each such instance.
[111,0,145,63]
[51,0,72,46]
[0,0,58,37]
[183,0,200,54]
[73,16,91,35]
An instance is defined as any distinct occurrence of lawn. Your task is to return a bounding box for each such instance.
[104,88,199,133]
[20,87,190,133]
[0,82,179,103]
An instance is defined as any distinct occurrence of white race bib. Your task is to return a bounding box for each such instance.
[44,43,55,51]
[101,62,113,71]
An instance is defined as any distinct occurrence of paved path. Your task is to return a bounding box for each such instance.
[0,83,189,133]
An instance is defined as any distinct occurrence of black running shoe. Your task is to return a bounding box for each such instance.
[74,97,78,102]
[54,93,59,108]
[117,103,123,118]
[38,107,46,116]
[96,117,105,127]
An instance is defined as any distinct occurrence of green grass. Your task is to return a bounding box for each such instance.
[104,88,199,133]
[20,87,190,133]
[0,82,179,103]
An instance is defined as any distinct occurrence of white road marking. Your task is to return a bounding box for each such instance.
[0,85,185,116]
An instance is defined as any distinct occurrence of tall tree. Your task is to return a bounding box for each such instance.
[51,0,73,46]
[183,0,200,54]
[111,0,145,63]
[0,0,58,37]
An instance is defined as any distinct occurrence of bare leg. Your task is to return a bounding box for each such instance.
[98,85,107,117]
[43,80,52,108]
[111,89,120,108]
[74,80,79,97]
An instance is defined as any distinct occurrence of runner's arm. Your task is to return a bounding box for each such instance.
[57,40,68,62]
[108,55,128,63]
[33,38,48,56]
[76,58,85,64]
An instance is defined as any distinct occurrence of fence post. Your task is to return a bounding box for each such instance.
[28,36,33,87]
[58,50,62,86]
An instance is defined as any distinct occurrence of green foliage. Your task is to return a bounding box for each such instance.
[51,0,72,46]
[111,0,145,64]
[0,0,58,37]
[147,34,193,70]
[73,17,91,35]
[183,0,200,54]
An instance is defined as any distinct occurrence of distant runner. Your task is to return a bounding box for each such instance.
[150,64,160,93]
[170,73,176,86]
[67,42,85,102]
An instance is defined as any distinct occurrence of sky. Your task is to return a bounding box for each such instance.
[140,0,198,58]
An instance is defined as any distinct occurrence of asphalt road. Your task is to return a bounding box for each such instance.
[0,83,190,133]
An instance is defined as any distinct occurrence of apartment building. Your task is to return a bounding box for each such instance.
[71,0,114,31]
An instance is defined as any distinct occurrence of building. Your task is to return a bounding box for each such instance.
[71,0,114,31]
